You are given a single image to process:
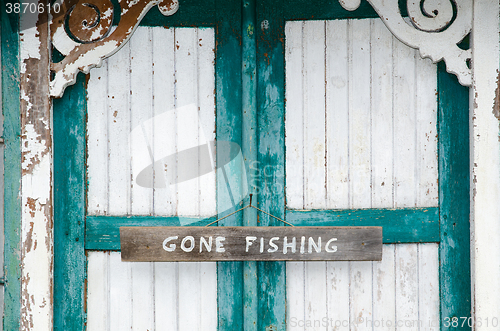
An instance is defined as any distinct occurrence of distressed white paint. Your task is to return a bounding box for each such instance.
[471,1,500,328]
[287,244,439,331]
[50,0,179,97]
[86,26,217,330]
[19,6,53,331]
[286,19,438,210]
[285,19,439,330]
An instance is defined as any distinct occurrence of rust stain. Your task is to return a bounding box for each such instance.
[24,222,35,253]
[493,69,500,122]
[21,56,52,176]
[26,197,36,218]
[21,271,33,330]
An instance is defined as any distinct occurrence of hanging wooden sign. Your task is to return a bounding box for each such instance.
[120,226,382,262]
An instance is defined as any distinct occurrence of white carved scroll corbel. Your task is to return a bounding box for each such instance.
[340,0,472,86]
[50,0,179,98]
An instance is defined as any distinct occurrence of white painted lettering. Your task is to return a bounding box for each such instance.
[200,236,212,252]
[300,236,306,254]
[216,236,226,252]
[268,237,279,253]
[325,238,338,252]
[181,236,195,252]
[308,237,321,253]
[246,236,257,252]
[260,237,264,253]
[162,236,178,252]
[283,236,296,254]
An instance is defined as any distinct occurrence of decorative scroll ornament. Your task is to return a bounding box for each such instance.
[340,0,472,86]
[50,0,179,97]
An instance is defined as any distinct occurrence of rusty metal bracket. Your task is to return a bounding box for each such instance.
[49,0,179,98]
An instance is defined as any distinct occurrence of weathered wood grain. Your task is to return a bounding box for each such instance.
[284,18,441,331]
[86,25,218,331]
[120,226,382,261]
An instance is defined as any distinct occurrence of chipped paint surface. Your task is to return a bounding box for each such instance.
[50,0,179,97]
[471,1,500,328]
[19,26,41,74]
[493,70,500,122]
[20,5,53,331]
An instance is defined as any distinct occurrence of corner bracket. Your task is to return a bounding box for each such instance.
[340,0,472,86]
[49,0,179,98]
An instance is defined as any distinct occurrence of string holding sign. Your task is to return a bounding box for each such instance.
[204,194,294,227]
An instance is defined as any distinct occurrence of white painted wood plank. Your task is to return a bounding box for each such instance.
[178,262,201,330]
[373,245,396,331]
[349,261,373,331]
[200,262,217,330]
[87,61,109,215]
[325,20,349,209]
[197,28,216,217]
[130,27,154,215]
[370,19,394,209]
[305,262,327,331]
[418,244,439,331]
[303,20,326,209]
[393,38,416,208]
[349,19,372,209]
[87,252,109,331]
[287,262,305,331]
[395,245,419,331]
[107,42,131,215]
[152,26,176,216]
[175,28,200,216]
[131,262,155,330]
[109,252,132,331]
[471,2,500,326]
[326,261,349,331]
[86,27,219,331]
[154,262,178,331]
[415,56,438,207]
[285,21,305,210]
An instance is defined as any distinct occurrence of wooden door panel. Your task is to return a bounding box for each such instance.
[284,18,440,329]
[85,26,218,330]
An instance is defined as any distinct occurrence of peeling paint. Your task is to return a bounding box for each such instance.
[50,0,179,97]
[20,8,54,331]
[493,69,500,121]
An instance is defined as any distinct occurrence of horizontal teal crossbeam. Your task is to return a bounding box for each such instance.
[85,207,438,251]
[85,216,216,250]
[286,207,439,243]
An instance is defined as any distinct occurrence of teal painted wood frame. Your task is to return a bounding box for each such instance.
[255,2,471,330]
[256,1,287,330]
[86,216,216,250]
[282,0,408,20]
[51,2,471,331]
[214,1,245,329]
[53,73,87,330]
[437,62,470,330]
[1,6,21,331]
[85,207,438,249]
[49,1,249,329]
[242,0,259,330]
[287,207,439,243]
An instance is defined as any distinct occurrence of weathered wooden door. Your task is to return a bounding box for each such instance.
[52,0,470,330]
